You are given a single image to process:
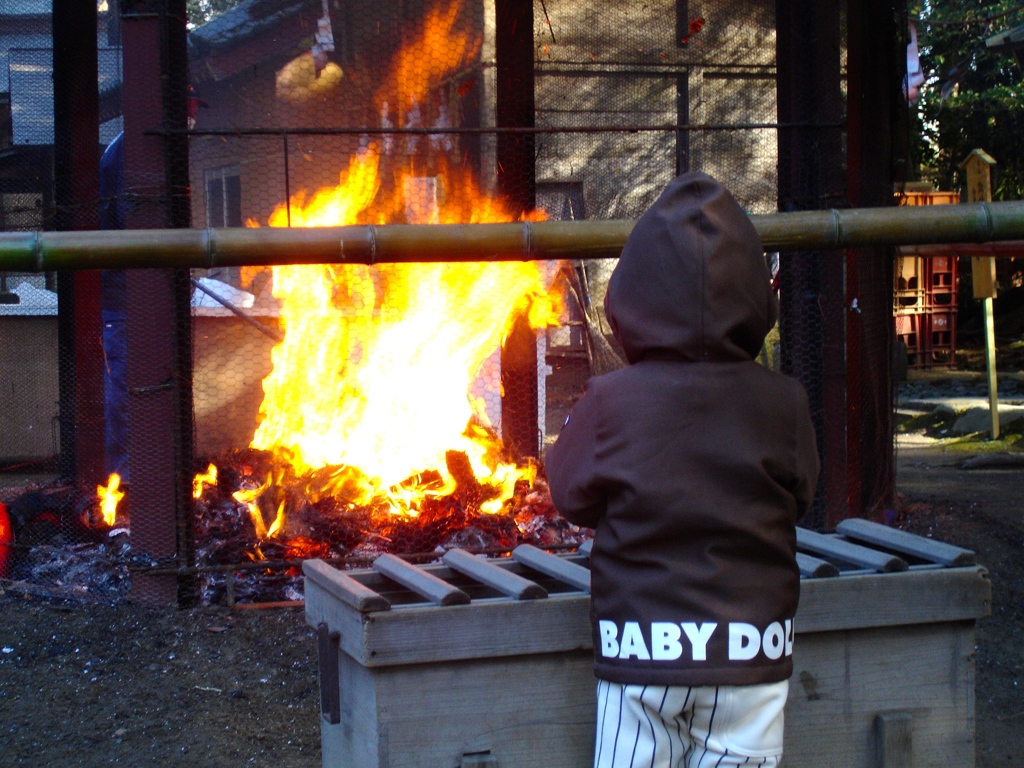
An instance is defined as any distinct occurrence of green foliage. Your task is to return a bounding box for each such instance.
[912,1,1024,199]
[186,0,244,27]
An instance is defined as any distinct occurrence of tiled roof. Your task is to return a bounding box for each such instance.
[188,0,321,83]
[0,0,50,16]
[190,0,317,52]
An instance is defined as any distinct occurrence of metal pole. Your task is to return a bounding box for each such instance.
[1,200,1023,271]
[283,132,292,228]
[189,277,283,342]
[495,0,538,460]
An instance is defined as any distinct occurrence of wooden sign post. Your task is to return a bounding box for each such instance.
[961,149,999,439]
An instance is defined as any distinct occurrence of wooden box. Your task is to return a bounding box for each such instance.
[304,521,990,768]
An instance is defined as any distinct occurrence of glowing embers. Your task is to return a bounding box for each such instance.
[193,464,218,499]
[191,449,584,570]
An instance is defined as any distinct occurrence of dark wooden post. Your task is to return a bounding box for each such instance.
[675,0,690,175]
[846,0,902,519]
[775,0,844,528]
[495,0,535,214]
[53,0,105,487]
[121,0,194,605]
[495,0,539,459]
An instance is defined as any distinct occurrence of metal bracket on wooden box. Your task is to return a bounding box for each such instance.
[461,752,499,767]
[875,711,913,768]
[317,623,341,725]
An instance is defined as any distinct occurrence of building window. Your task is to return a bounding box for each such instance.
[204,166,241,227]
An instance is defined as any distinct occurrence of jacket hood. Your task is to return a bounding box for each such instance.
[605,173,777,364]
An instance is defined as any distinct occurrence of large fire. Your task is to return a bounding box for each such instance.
[249,149,559,517]
[193,0,565,555]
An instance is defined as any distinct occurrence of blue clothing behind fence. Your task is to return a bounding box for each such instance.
[100,132,128,482]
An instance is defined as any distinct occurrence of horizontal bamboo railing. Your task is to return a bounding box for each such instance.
[1,200,1022,271]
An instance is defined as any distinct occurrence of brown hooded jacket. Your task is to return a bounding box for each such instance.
[545,173,819,686]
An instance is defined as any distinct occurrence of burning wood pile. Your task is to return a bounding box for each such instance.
[191,448,588,604]
[195,450,579,563]
[0,455,588,606]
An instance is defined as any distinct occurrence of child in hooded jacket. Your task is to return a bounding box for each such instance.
[545,173,819,768]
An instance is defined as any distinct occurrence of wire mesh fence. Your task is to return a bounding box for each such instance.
[0,0,862,605]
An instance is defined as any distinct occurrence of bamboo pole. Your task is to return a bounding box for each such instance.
[0,200,1022,272]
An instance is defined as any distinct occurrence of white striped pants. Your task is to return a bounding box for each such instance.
[593,679,788,768]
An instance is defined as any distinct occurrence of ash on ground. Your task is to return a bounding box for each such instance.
[0,484,132,602]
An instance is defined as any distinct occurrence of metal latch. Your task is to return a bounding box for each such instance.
[317,622,341,725]
[461,753,499,767]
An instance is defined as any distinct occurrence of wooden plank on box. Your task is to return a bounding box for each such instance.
[306,565,990,667]
[356,648,596,768]
[443,548,548,600]
[836,518,975,567]
[372,553,471,607]
[797,566,990,634]
[797,552,840,578]
[584,540,839,580]
[318,650,384,768]
[797,527,908,572]
[302,559,391,613]
[365,595,592,666]
[512,544,591,592]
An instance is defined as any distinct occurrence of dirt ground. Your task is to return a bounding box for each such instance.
[0,602,321,767]
[2,373,1023,767]
[895,441,1024,767]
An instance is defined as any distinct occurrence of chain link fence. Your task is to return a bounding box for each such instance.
[0,0,861,605]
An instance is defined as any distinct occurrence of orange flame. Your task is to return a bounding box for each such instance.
[193,464,218,499]
[250,160,560,514]
[231,479,280,541]
[96,473,124,527]
[242,0,562,535]
[378,1,480,114]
